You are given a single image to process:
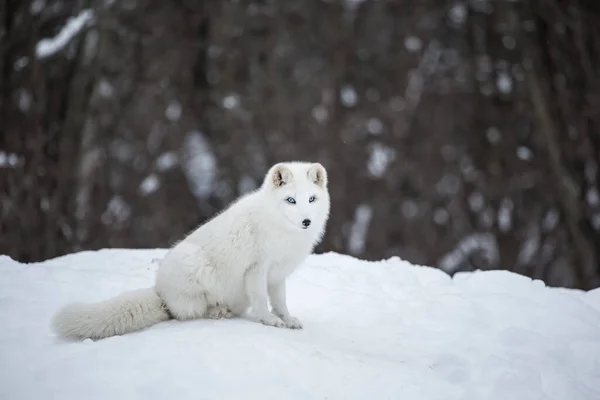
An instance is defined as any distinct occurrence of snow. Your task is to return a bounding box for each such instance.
[1,249,599,399]
[40,197,50,211]
[30,0,45,15]
[448,3,468,25]
[517,146,533,161]
[592,214,600,230]
[439,233,499,274]
[459,157,478,182]
[587,188,599,207]
[110,139,134,162]
[83,29,99,62]
[13,56,29,70]
[222,94,239,109]
[406,68,424,103]
[347,204,373,255]
[468,191,485,212]
[497,198,514,232]
[343,0,367,9]
[389,96,406,112]
[436,173,461,195]
[340,85,358,107]
[404,36,423,52]
[165,101,182,122]
[402,199,419,219]
[139,174,160,196]
[36,10,94,59]
[517,226,540,266]
[542,208,560,232]
[433,208,450,225]
[155,152,178,171]
[502,35,516,50]
[0,152,20,168]
[367,142,396,178]
[17,89,32,112]
[366,118,383,135]
[486,126,501,144]
[101,195,131,225]
[96,79,114,98]
[496,72,513,94]
[472,0,493,14]
[311,104,328,123]
[182,131,217,199]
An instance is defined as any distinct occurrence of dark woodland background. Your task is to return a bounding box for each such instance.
[1,0,600,290]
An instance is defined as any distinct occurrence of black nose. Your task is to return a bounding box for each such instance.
[302,219,311,227]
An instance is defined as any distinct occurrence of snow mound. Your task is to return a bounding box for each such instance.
[1,249,600,399]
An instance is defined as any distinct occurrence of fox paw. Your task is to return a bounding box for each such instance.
[206,305,233,319]
[257,314,286,328]
[281,315,303,329]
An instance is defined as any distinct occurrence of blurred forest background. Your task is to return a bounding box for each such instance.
[1,0,600,290]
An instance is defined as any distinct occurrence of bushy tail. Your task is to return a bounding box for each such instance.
[51,287,171,340]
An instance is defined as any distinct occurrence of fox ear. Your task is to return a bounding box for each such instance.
[270,164,293,188]
[308,163,327,188]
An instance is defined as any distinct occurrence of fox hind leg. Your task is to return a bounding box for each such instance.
[206,304,233,319]
[166,294,208,321]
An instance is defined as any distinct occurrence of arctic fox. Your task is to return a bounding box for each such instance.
[52,161,330,340]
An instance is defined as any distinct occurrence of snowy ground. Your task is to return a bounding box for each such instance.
[1,249,600,400]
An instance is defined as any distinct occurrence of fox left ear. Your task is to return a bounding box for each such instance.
[308,163,327,188]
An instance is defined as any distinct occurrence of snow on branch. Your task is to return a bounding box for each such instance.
[438,232,499,274]
[36,9,94,59]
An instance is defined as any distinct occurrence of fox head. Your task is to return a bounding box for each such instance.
[262,161,330,234]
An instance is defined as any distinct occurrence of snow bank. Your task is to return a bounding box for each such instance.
[1,249,599,399]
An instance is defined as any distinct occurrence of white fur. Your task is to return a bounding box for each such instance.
[51,161,331,340]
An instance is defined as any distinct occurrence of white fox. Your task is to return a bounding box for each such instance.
[52,161,331,340]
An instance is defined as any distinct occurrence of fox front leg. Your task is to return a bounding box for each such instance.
[244,264,286,328]
[268,280,303,329]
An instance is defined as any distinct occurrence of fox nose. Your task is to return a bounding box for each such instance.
[302,219,311,228]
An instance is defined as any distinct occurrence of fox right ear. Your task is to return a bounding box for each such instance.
[270,164,292,188]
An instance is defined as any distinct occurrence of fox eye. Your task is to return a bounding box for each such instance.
[285,197,296,204]
[309,196,316,203]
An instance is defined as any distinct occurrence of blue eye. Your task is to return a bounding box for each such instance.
[309,196,316,203]
[285,197,296,204]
